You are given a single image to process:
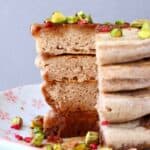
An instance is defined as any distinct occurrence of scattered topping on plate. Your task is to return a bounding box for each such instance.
[53,143,63,150]
[11,116,23,130]
[85,131,99,145]
[89,143,98,149]
[24,137,33,143]
[15,134,33,143]
[73,143,88,150]
[33,126,43,135]
[31,132,44,147]
[44,144,53,150]
[10,115,139,150]
[30,115,43,129]
[15,134,23,141]
[110,28,123,37]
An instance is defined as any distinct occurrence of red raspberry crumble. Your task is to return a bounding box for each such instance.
[24,137,32,143]
[96,24,113,32]
[78,20,88,25]
[11,124,21,130]
[43,22,53,28]
[101,120,110,126]
[15,134,23,141]
[89,143,98,150]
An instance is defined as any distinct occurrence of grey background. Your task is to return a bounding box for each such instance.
[0,0,149,90]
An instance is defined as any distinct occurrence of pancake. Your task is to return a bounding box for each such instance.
[44,109,98,137]
[31,23,97,55]
[100,116,150,150]
[97,88,150,123]
[41,81,97,112]
[35,54,96,82]
[96,28,150,65]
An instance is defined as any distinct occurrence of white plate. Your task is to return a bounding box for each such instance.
[0,84,49,149]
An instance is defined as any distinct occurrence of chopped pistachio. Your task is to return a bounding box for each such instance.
[138,29,150,39]
[76,11,93,23]
[33,126,43,135]
[131,19,150,28]
[141,22,150,30]
[115,20,125,25]
[51,11,66,24]
[76,11,86,19]
[85,15,93,23]
[67,16,78,24]
[44,144,53,150]
[31,133,44,147]
[30,115,43,128]
[110,28,123,37]
[11,116,23,129]
[85,131,99,145]
[53,144,63,150]
[73,143,88,150]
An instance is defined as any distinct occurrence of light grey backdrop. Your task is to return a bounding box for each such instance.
[0,0,149,90]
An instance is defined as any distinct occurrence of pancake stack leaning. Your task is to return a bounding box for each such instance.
[31,22,99,137]
[96,27,150,149]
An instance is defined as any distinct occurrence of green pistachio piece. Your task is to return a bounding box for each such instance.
[115,20,125,25]
[131,19,150,28]
[141,22,150,30]
[85,15,93,23]
[44,144,53,150]
[67,16,78,24]
[31,133,44,147]
[110,28,123,37]
[53,144,63,150]
[33,126,43,135]
[76,11,86,19]
[73,143,88,150]
[11,116,23,127]
[51,11,66,24]
[85,131,99,145]
[30,115,43,128]
[76,11,93,23]
[138,29,150,39]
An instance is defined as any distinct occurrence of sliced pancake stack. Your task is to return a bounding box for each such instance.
[96,27,150,149]
[31,22,99,137]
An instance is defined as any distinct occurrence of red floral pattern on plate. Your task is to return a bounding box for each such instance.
[0,84,49,149]
[0,110,10,120]
[3,90,18,103]
[32,99,45,109]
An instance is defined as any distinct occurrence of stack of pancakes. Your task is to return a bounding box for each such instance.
[31,23,98,137]
[96,28,150,149]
